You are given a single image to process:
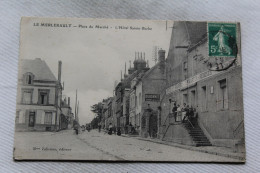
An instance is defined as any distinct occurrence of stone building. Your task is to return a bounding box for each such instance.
[159,21,244,148]
[15,58,63,131]
[114,52,149,133]
[132,50,166,137]
[60,97,73,130]
[103,97,113,129]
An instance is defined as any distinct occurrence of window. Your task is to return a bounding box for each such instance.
[38,90,49,105]
[24,73,34,85]
[183,94,188,105]
[139,93,142,107]
[218,79,228,110]
[190,90,196,107]
[44,112,52,124]
[135,96,137,108]
[183,61,187,70]
[22,89,33,104]
[201,86,207,111]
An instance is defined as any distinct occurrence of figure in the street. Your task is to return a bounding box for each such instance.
[182,105,190,122]
[74,123,79,135]
[98,122,101,133]
[73,120,79,135]
[113,125,116,135]
[176,104,182,122]
[181,103,187,122]
[108,123,113,135]
[172,102,178,122]
[117,127,121,136]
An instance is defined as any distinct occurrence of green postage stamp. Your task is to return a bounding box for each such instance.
[208,22,237,57]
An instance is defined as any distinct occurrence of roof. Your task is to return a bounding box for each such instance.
[142,62,160,79]
[19,58,57,81]
[185,22,207,46]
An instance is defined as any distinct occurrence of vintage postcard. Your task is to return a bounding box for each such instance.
[13,17,245,162]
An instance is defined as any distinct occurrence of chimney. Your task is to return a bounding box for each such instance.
[68,97,70,107]
[158,49,166,62]
[58,61,62,82]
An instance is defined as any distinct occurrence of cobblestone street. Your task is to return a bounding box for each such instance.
[14,130,241,162]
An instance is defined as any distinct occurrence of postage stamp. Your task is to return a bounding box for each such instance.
[208,23,237,57]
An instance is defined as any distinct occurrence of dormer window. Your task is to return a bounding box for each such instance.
[27,75,32,84]
[24,73,34,85]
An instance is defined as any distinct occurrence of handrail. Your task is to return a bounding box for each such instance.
[187,118,194,128]
[161,113,172,139]
[162,113,171,127]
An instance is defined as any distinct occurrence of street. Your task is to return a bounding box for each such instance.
[14,130,240,162]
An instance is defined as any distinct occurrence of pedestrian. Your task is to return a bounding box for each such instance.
[113,125,116,135]
[129,123,132,134]
[74,123,79,135]
[182,105,190,122]
[176,104,182,122]
[98,122,101,133]
[117,127,121,136]
[193,106,198,120]
[189,106,194,121]
[172,102,178,122]
[181,103,187,122]
[108,123,113,135]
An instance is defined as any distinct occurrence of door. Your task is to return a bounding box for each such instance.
[29,112,35,127]
[149,111,158,138]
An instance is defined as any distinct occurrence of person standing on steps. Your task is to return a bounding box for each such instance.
[176,104,182,122]
[172,102,178,122]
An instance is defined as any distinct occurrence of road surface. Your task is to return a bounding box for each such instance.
[14,129,239,162]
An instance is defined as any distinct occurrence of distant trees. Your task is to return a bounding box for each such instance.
[90,102,103,128]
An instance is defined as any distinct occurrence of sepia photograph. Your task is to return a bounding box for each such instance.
[13,17,245,162]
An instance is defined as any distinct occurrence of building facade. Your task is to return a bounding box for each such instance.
[15,58,63,131]
[159,21,244,148]
[114,52,150,133]
[60,97,73,130]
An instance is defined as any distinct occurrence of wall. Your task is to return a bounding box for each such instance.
[16,104,56,131]
[198,67,244,145]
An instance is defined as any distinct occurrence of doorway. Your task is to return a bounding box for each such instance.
[28,112,35,127]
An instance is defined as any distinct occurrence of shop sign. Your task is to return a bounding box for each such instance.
[145,94,160,102]
[166,70,221,95]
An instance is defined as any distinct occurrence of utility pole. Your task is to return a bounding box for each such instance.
[75,89,78,123]
[77,100,79,124]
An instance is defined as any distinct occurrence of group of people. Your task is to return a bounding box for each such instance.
[172,103,198,123]
[101,123,121,136]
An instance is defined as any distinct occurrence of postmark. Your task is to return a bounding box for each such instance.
[207,22,238,71]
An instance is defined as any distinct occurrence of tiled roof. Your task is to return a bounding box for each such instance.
[19,58,57,81]
[186,21,207,46]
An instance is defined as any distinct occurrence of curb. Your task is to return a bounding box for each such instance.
[121,134,245,161]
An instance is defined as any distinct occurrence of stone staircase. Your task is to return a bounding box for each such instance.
[183,120,212,147]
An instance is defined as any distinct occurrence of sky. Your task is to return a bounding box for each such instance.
[19,17,173,124]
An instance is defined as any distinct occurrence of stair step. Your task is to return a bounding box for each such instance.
[196,143,211,145]
[194,140,210,143]
[183,120,212,146]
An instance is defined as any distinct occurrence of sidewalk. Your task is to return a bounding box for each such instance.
[121,134,245,161]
